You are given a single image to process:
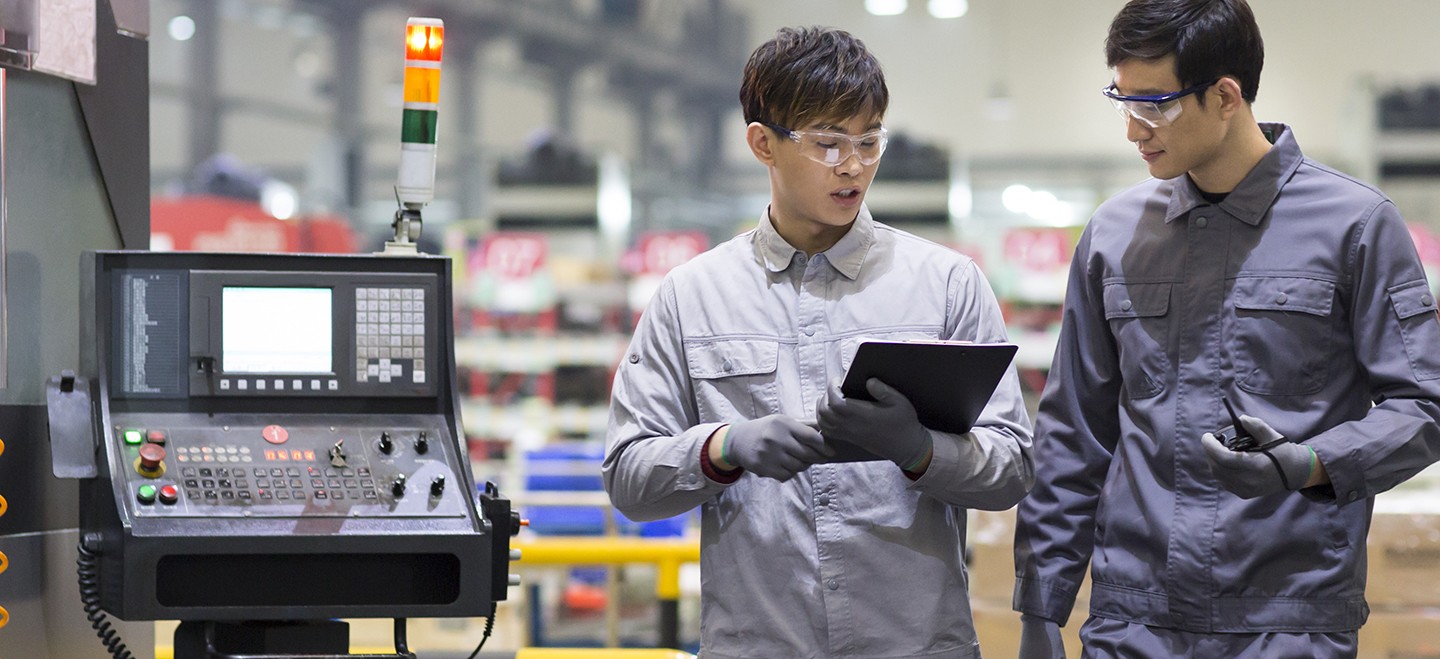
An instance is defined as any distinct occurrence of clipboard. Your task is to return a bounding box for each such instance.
[824,340,1018,462]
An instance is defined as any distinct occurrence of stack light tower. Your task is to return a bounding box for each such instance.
[388,17,444,253]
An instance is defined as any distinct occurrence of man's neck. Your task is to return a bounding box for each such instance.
[1188,119,1275,195]
[770,210,852,256]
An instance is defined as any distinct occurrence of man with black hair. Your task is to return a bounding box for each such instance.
[605,25,1033,658]
[1013,0,1440,656]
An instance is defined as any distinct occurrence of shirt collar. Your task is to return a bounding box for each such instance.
[1165,122,1305,225]
[755,205,875,280]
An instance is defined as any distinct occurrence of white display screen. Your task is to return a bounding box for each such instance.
[222,287,333,374]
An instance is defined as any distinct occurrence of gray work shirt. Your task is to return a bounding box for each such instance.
[605,207,1034,658]
[1014,123,1440,633]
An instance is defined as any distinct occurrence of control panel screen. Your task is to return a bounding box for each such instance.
[222,287,333,374]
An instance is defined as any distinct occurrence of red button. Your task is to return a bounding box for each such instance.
[147,430,168,445]
[158,484,179,505]
[138,443,166,473]
[262,425,289,444]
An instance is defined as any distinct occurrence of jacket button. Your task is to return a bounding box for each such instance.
[1195,216,1209,228]
[722,359,733,372]
[1120,300,1133,311]
[1423,295,1435,307]
[1276,293,1288,305]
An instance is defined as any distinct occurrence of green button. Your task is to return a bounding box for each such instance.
[137,484,157,503]
[123,429,144,445]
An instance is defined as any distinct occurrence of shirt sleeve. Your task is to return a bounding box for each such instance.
[908,259,1035,511]
[1307,200,1440,505]
[1012,227,1124,626]
[603,277,736,522]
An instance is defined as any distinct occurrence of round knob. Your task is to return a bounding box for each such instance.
[137,443,166,477]
[379,432,394,455]
[415,432,429,455]
[391,474,407,497]
[158,484,180,505]
[430,474,446,497]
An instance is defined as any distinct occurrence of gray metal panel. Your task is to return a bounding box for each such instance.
[75,0,149,250]
[0,529,155,658]
[1,68,122,406]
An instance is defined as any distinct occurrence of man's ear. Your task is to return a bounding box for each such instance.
[746,122,777,165]
[1215,77,1247,119]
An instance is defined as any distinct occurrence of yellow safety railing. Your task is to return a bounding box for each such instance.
[515,536,701,650]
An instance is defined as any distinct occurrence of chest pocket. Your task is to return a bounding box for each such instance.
[686,339,780,422]
[1231,276,1337,396]
[1103,282,1171,399]
[1389,279,1440,381]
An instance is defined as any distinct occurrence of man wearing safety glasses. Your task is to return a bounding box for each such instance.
[1014,0,1440,657]
[605,25,1033,659]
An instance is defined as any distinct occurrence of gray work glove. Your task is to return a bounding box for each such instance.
[722,414,833,482]
[1018,614,1065,659]
[1201,414,1315,499]
[815,378,933,470]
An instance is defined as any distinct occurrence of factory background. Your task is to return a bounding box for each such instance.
[2,0,1440,656]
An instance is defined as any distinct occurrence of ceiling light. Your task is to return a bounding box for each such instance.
[927,0,968,19]
[865,0,908,17]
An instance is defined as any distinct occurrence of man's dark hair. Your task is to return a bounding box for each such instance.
[739,26,889,129]
[1105,0,1264,104]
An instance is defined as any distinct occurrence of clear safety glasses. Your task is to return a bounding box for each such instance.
[763,123,890,166]
[1102,79,1218,128]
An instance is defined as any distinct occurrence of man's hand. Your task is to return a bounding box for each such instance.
[1018,614,1065,659]
[721,415,833,482]
[1201,414,1315,498]
[815,378,932,470]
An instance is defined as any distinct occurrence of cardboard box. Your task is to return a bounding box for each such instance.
[1357,609,1440,659]
[1366,513,1440,609]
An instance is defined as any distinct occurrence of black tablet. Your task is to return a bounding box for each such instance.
[824,340,1018,462]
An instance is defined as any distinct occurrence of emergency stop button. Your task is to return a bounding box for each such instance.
[136,443,166,478]
[262,425,289,445]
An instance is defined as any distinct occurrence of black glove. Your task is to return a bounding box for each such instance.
[722,414,833,482]
[815,378,932,470]
[1018,614,1065,659]
[1201,414,1314,498]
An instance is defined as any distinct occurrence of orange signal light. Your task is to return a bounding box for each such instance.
[405,24,444,62]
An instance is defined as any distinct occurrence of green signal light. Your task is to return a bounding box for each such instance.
[123,429,144,445]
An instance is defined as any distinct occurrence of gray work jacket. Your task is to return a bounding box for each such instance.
[1014,124,1440,633]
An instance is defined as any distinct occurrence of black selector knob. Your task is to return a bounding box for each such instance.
[415,431,429,454]
[430,475,445,497]
[391,474,407,498]
[378,432,394,455]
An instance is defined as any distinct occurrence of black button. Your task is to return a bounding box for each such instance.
[260,491,273,500]
[202,479,215,488]
[221,491,235,500]
[315,491,328,500]
[218,479,233,488]
[294,491,307,500]
[276,491,290,500]
[186,489,201,499]
[329,479,342,489]
[290,479,303,488]
[238,491,252,500]
[348,491,361,500]
[344,479,358,488]
[183,467,198,476]
[184,479,199,488]
[360,479,374,488]
[254,468,267,477]
[358,467,372,477]
[341,468,355,477]
[311,479,325,488]
[237,479,249,488]
[287,468,301,477]
[204,491,218,500]
[364,491,377,499]
[271,468,284,477]
[258,479,271,488]
[199,468,213,477]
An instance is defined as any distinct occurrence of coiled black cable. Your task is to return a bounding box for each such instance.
[76,534,133,659]
[464,602,497,659]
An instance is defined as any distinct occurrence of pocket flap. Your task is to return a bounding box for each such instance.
[1389,280,1439,320]
[1233,277,1334,316]
[686,339,779,379]
[1103,282,1171,319]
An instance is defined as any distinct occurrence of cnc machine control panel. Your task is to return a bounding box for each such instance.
[69,251,515,622]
